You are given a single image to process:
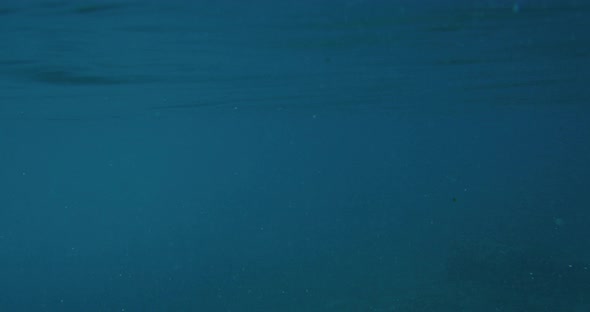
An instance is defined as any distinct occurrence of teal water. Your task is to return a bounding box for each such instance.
[1,1,589,311]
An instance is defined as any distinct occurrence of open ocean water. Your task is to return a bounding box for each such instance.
[1,0,589,311]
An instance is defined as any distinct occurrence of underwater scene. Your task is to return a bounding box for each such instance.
[0,0,589,311]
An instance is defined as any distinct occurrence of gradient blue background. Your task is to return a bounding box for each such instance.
[1,1,589,311]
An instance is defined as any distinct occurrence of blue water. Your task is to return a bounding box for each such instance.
[1,1,589,311]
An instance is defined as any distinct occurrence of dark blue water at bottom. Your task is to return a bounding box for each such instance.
[0,1,589,311]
